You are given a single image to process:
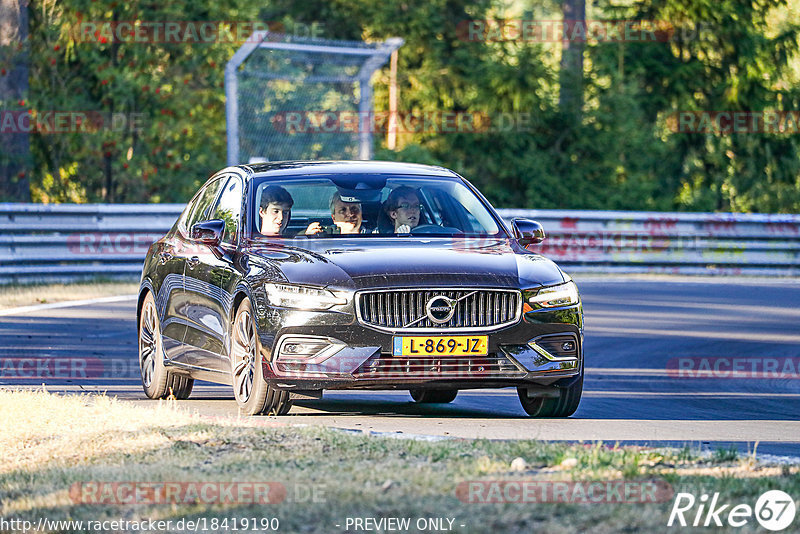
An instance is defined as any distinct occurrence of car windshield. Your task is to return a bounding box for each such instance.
[250,175,504,239]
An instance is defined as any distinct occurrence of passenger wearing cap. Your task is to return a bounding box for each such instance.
[305,192,367,235]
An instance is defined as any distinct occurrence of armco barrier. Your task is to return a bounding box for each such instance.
[0,204,184,284]
[1,204,798,284]
[499,209,800,276]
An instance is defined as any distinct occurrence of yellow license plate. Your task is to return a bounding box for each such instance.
[392,336,488,357]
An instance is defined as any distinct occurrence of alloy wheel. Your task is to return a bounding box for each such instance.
[232,307,256,402]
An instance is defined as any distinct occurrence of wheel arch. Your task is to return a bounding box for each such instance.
[228,284,254,349]
[230,285,253,324]
[137,279,156,327]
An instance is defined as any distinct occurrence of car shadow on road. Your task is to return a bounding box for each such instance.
[290,395,527,418]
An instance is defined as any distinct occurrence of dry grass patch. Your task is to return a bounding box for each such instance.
[0,282,139,310]
[1,389,798,533]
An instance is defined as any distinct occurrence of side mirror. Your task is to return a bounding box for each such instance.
[511,218,546,246]
[191,219,225,247]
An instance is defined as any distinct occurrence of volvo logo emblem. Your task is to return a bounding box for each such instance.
[426,296,456,324]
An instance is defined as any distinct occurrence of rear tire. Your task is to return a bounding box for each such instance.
[409,389,458,404]
[230,297,292,416]
[517,374,583,417]
[138,292,194,400]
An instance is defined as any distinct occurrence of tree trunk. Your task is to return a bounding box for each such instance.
[559,0,585,119]
[0,0,30,201]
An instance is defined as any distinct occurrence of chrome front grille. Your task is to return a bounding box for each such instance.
[356,288,521,332]
[353,353,526,379]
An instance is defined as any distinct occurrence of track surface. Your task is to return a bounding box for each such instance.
[2,277,799,456]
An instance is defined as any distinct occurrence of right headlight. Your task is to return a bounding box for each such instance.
[523,281,580,309]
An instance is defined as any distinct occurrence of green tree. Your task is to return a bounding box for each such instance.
[27,0,261,202]
[590,0,800,212]
[0,0,31,201]
[17,0,800,213]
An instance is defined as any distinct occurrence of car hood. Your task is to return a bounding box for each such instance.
[245,237,565,290]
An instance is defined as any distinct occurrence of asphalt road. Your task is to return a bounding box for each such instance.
[2,276,799,457]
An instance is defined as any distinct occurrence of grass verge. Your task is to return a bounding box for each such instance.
[0,281,138,310]
[1,389,798,533]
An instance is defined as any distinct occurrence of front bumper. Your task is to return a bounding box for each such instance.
[258,304,583,391]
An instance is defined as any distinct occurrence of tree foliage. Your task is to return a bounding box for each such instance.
[24,0,259,202]
[9,0,800,212]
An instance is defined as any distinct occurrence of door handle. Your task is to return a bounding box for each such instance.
[158,251,173,264]
[187,256,200,269]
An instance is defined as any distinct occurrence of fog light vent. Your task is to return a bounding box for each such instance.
[276,335,345,364]
[529,334,579,359]
[284,341,327,355]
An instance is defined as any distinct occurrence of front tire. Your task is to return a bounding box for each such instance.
[517,374,583,417]
[409,389,458,403]
[138,292,193,399]
[230,297,292,416]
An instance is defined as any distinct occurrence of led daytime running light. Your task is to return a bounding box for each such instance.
[526,282,579,308]
[264,283,346,310]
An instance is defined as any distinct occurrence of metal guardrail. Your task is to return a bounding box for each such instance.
[1,203,798,284]
[499,209,800,276]
[0,204,184,284]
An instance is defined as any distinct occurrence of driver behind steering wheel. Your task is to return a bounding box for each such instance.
[383,186,422,234]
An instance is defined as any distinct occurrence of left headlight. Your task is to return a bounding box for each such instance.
[264,283,347,310]
[523,281,580,309]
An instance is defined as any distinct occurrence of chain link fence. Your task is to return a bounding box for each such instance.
[225,32,402,164]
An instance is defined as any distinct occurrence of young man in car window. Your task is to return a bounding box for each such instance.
[259,185,293,235]
[384,186,421,234]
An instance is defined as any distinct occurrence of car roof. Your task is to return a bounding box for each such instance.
[240,160,460,180]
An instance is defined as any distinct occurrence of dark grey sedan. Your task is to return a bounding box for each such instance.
[138,161,583,416]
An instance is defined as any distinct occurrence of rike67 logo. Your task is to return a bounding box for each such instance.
[668,490,796,531]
